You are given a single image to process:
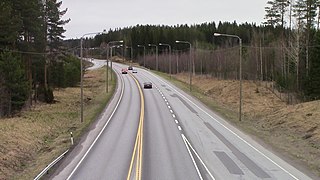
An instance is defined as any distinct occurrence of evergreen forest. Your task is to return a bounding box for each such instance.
[2,0,320,117]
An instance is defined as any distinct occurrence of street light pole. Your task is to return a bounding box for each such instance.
[175,40,192,91]
[110,46,113,81]
[214,32,243,121]
[148,44,158,71]
[137,45,146,67]
[80,30,106,123]
[106,40,123,93]
[159,43,172,79]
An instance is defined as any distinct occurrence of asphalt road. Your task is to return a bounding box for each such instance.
[51,60,313,180]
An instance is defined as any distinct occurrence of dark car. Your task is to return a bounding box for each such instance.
[128,66,133,70]
[143,82,152,89]
[121,68,128,74]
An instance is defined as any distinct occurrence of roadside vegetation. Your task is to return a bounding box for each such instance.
[0,66,115,179]
[0,0,71,117]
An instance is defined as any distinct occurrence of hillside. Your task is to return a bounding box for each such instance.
[174,73,320,177]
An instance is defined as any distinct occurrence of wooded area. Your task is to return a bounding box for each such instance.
[78,0,320,104]
[0,0,79,117]
[2,0,320,117]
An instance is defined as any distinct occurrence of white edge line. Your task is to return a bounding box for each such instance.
[147,70,300,180]
[172,114,176,118]
[66,71,125,180]
[182,134,215,180]
[175,120,179,124]
[181,134,203,180]
[178,126,182,131]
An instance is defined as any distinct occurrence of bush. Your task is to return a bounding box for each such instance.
[49,55,80,88]
[45,87,54,103]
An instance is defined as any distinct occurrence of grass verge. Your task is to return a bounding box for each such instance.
[0,67,116,180]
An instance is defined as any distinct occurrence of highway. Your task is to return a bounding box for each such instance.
[51,60,312,180]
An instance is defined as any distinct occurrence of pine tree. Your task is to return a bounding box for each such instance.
[42,0,69,101]
[0,1,22,49]
[0,51,29,115]
[264,0,290,27]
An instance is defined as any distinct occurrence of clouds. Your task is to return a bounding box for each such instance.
[60,0,267,39]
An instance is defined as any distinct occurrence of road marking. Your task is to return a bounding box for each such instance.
[164,99,167,102]
[147,70,300,180]
[67,70,125,180]
[127,74,145,180]
[140,68,213,179]
[181,134,204,180]
[182,134,215,180]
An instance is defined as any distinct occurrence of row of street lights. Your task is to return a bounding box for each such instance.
[80,32,243,123]
[80,30,122,122]
[137,35,242,121]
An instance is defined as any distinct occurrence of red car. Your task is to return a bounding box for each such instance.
[121,69,128,74]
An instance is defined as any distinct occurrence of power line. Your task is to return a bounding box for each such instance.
[0,46,80,55]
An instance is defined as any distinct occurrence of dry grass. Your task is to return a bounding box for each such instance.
[173,73,320,177]
[0,67,115,180]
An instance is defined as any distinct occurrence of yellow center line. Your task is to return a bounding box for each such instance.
[127,73,145,180]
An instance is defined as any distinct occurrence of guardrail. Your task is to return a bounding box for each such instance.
[34,149,69,180]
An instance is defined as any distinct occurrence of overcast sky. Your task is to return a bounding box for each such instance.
[61,0,269,39]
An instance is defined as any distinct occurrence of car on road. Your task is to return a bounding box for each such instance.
[128,66,133,70]
[143,82,152,89]
[132,69,137,73]
[121,68,128,74]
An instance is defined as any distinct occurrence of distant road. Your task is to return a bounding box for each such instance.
[51,60,312,180]
[86,58,106,70]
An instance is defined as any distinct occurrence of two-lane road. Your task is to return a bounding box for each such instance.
[52,60,313,180]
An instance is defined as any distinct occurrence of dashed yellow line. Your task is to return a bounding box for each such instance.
[127,73,145,180]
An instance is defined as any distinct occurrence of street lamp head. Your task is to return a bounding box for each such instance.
[148,44,152,46]
[159,43,162,46]
[175,41,180,43]
[119,40,124,43]
[213,33,221,36]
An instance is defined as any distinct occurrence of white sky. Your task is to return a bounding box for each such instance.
[61,0,269,39]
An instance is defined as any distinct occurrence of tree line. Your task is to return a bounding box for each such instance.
[0,0,79,117]
[2,0,320,116]
[72,0,319,102]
